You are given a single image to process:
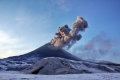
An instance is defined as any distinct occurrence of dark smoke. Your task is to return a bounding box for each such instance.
[49,16,88,50]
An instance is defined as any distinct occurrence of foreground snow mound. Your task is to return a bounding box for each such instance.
[23,57,120,75]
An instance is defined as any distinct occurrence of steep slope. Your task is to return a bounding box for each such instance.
[4,43,81,61]
[0,43,81,71]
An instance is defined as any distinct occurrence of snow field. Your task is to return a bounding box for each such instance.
[0,71,120,80]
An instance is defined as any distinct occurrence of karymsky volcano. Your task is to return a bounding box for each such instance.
[0,16,87,70]
[5,43,81,61]
[1,43,120,73]
[0,16,120,74]
[0,43,82,71]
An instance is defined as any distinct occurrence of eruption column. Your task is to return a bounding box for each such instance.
[49,16,88,50]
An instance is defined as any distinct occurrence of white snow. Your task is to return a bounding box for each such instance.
[0,71,120,80]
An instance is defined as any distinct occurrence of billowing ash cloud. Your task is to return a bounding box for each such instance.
[49,16,88,50]
[71,31,120,63]
[85,31,113,54]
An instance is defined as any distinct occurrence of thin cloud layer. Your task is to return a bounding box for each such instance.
[53,0,70,12]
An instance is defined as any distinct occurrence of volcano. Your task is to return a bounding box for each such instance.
[5,43,81,61]
[0,43,120,74]
[0,43,81,71]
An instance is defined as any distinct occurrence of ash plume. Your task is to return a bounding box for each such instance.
[85,31,113,54]
[72,31,120,63]
[49,16,88,50]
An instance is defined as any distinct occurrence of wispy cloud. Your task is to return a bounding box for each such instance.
[0,30,37,58]
[0,30,19,44]
[53,0,70,12]
[0,30,19,58]
[0,47,36,58]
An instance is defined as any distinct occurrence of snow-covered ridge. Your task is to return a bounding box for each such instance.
[23,57,120,75]
[0,56,120,74]
[0,59,30,71]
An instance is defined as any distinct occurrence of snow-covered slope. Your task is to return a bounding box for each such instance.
[23,57,120,75]
[0,59,32,71]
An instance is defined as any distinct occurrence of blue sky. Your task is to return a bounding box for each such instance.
[0,0,120,63]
